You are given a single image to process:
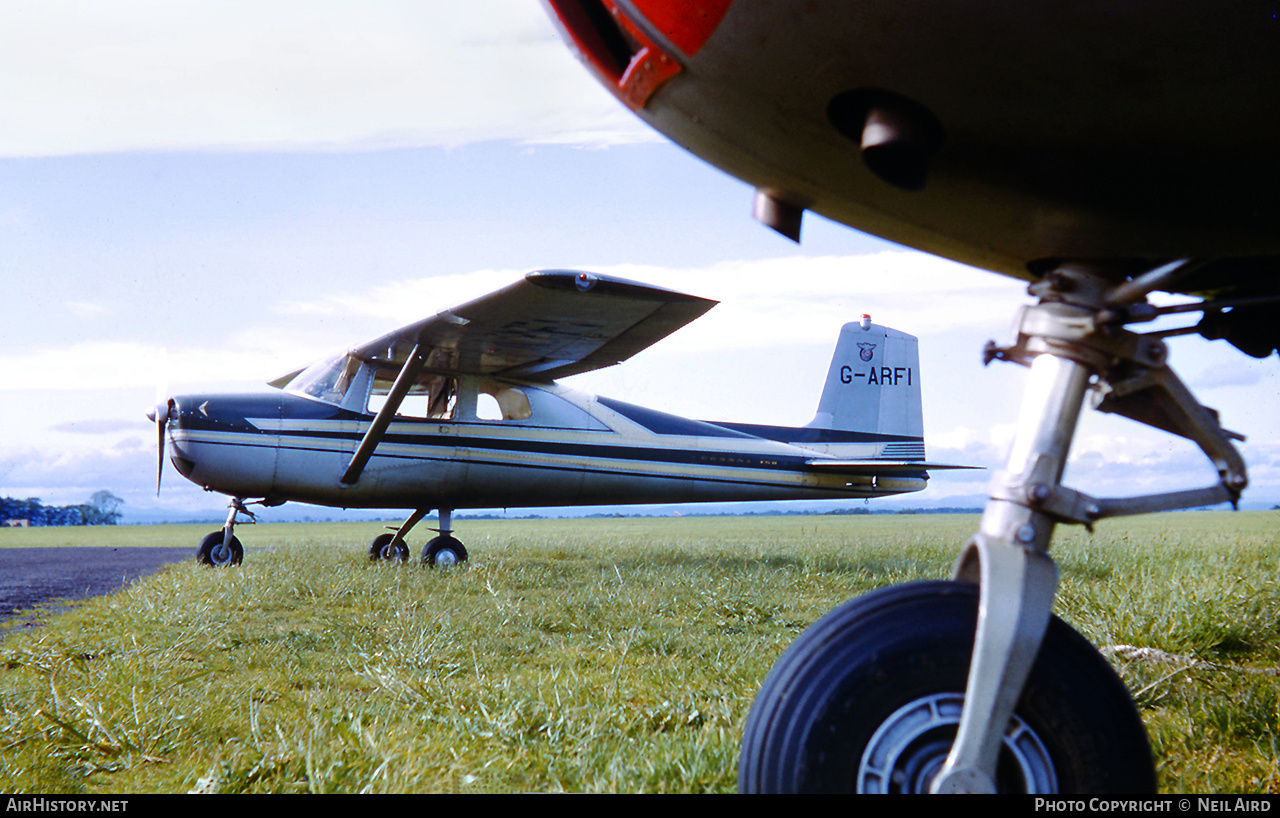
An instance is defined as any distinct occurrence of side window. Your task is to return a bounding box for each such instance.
[475,383,533,421]
[367,373,457,419]
[476,392,503,421]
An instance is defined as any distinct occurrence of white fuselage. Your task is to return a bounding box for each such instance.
[167,381,927,511]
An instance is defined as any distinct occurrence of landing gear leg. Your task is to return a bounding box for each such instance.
[422,508,467,567]
[936,263,1247,793]
[932,353,1085,792]
[197,498,254,566]
[740,262,1247,793]
[368,508,428,562]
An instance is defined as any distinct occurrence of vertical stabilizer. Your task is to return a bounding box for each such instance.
[808,318,924,438]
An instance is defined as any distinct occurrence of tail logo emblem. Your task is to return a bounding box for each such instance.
[857,343,877,361]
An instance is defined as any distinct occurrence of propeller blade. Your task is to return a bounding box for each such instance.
[152,348,171,497]
[153,398,173,496]
[155,410,165,496]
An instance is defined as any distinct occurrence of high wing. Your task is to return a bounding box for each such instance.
[347,270,717,382]
[290,270,715,487]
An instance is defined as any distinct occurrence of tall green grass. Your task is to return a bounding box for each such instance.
[1,513,1278,792]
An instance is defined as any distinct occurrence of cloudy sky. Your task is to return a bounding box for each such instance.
[2,1,1277,522]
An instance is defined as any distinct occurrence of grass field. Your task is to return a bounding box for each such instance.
[1,512,1278,793]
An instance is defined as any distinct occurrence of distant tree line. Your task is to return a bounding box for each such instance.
[463,505,986,521]
[0,491,124,527]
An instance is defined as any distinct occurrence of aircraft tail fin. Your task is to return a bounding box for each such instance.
[808,316,924,441]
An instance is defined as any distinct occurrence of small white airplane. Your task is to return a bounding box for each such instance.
[150,270,951,567]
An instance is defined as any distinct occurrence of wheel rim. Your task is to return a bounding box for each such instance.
[433,547,460,566]
[211,542,233,564]
[857,693,1057,794]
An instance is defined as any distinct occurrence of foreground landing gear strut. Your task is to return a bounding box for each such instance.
[197,498,256,566]
[367,508,468,567]
[740,261,1248,793]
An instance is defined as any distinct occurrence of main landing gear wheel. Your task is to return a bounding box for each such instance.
[368,533,409,562]
[737,581,1155,794]
[197,531,243,567]
[422,535,467,567]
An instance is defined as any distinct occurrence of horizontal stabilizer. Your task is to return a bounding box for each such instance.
[805,459,981,474]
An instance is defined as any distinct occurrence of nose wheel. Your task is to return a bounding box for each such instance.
[197,530,243,566]
[196,498,256,567]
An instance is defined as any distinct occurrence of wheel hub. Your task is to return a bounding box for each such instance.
[858,693,1057,794]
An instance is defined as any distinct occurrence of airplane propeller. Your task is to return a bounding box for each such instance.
[147,350,173,496]
[146,395,175,496]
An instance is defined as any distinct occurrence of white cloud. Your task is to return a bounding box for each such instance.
[64,301,109,318]
[0,1,648,157]
[275,266,529,322]
[928,423,1018,462]
[0,339,304,393]
[0,434,215,514]
[49,419,141,435]
[1190,359,1271,390]
[272,253,1027,354]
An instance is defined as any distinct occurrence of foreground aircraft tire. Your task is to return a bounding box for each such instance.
[368,533,410,562]
[422,536,468,567]
[196,531,244,567]
[737,580,1155,794]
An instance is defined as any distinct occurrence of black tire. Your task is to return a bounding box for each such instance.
[738,580,1155,794]
[422,535,467,567]
[197,530,243,567]
[368,533,409,562]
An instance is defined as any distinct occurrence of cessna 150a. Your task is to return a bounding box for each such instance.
[544,0,1280,796]
[151,270,944,568]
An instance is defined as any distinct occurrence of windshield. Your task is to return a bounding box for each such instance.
[285,354,361,405]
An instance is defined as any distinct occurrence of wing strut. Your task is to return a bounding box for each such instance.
[341,343,425,485]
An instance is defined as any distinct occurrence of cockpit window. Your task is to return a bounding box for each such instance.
[285,354,361,405]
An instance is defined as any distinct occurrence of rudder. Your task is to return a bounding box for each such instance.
[808,317,923,438]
